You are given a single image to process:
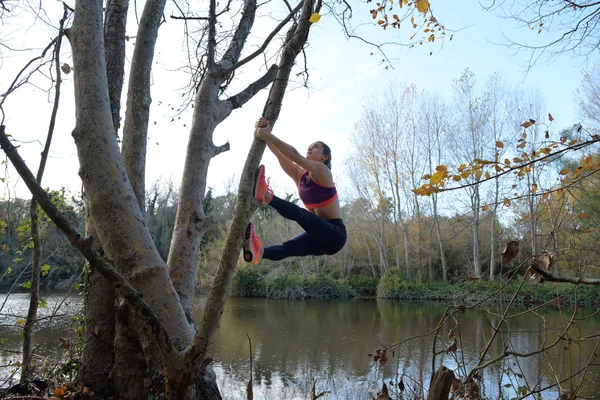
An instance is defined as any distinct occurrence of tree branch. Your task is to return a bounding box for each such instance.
[0,126,176,359]
[221,0,304,76]
[226,64,277,109]
[531,263,600,285]
[218,0,257,73]
[207,0,217,69]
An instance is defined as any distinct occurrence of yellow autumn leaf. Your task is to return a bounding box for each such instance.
[16,318,25,326]
[427,34,435,42]
[309,13,321,23]
[430,170,445,184]
[461,170,470,179]
[54,388,65,396]
[523,214,531,220]
[453,175,461,181]
[458,163,467,171]
[416,0,430,13]
[559,169,570,175]
[520,120,535,128]
[503,198,511,206]
[542,193,549,200]
[436,165,448,172]
[482,204,489,212]
[475,170,483,180]
[485,172,491,179]
[579,213,588,219]
[548,113,554,121]
[496,141,504,148]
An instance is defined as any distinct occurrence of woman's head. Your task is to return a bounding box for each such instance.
[307,141,332,169]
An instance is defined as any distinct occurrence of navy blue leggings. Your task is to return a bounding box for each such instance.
[262,195,347,261]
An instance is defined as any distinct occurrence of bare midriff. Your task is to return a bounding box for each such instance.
[306,199,341,220]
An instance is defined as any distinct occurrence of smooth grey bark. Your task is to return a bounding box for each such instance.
[114,1,166,396]
[167,0,280,322]
[121,0,165,211]
[67,0,193,348]
[80,1,128,393]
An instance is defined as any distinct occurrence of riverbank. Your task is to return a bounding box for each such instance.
[229,266,600,307]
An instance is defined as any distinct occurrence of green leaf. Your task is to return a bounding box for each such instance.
[41,264,51,277]
[74,283,81,290]
[39,298,47,308]
[21,281,32,289]
[7,267,12,275]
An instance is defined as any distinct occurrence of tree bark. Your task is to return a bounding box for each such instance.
[80,1,128,393]
[104,0,129,132]
[121,0,166,211]
[67,0,193,349]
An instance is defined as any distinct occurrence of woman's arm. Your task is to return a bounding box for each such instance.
[267,141,304,185]
[255,118,333,186]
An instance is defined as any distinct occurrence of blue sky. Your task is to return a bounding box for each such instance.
[1,1,596,203]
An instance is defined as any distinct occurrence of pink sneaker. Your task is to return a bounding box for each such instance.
[254,165,273,203]
[243,223,262,264]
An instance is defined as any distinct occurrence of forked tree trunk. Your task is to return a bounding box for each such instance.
[67,0,193,361]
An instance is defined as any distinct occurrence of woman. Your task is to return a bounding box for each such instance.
[243,117,347,263]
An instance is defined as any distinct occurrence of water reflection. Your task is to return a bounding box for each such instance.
[2,293,599,399]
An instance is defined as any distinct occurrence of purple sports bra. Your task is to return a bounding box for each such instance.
[297,171,338,208]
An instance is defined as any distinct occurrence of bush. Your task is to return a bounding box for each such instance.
[263,274,355,299]
[230,266,265,297]
[349,275,379,297]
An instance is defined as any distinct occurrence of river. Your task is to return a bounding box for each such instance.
[1,293,599,399]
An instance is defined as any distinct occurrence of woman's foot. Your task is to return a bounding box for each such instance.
[254,165,273,204]
[243,223,263,264]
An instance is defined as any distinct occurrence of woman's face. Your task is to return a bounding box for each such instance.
[306,142,327,163]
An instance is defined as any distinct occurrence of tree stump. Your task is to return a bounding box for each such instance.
[427,366,455,400]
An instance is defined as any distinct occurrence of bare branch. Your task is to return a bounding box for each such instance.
[0,37,58,124]
[221,0,304,76]
[218,0,257,72]
[226,64,277,109]
[531,263,600,285]
[207,0,217,68]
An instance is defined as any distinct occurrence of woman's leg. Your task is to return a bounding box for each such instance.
[267,195,341,243]
[262,233,325,261]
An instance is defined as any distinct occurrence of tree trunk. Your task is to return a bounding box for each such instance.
[104,0,129,131]
[80,1,128,392]
[489,177,499,280]
[114,303,146,399]
[20,198,41,383]
[472,185,481,278]
[402,223,411,280]
[67,0,193,350]
[187,0,316,383]
[432,195,447,282]
[427,366,455,400]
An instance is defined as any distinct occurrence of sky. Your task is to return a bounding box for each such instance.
[1,0,597,206]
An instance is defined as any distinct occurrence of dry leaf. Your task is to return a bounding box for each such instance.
[501,240,519,264]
